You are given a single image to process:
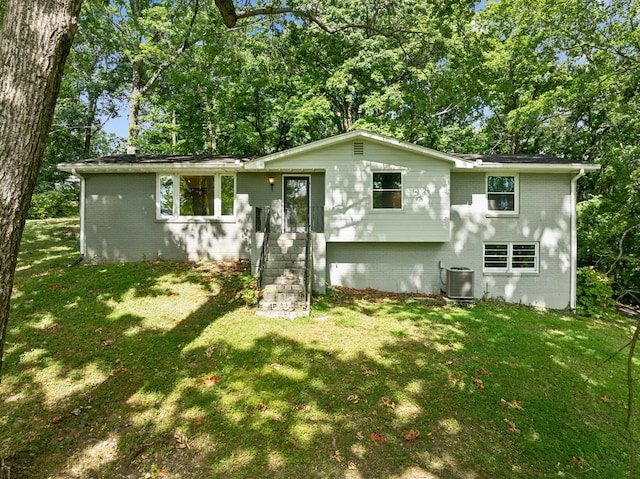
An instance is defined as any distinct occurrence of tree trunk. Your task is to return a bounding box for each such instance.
[84,91,98,154]
[0,0,83,378]
[127,60,142,154]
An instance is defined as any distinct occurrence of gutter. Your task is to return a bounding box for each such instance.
[58,163,244,174]
[71,168,86,257]
[570,169,586,311]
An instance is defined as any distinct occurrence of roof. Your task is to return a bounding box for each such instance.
[58,154,252,173]
[455,153,586,165]
[58,132,600,174]
[453,152,600,173]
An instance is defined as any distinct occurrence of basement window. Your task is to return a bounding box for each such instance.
[483,242,538,273]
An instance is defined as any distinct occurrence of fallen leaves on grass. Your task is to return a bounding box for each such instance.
[447,374,461,386]
[331,286,441,304]
[174,431,190,449]
[347,394,360,404]
[570,456,586,468]
[400,429,420,441]
[475,368,491,376]
[51,413,72,425]
[500,399,523,410]
[100,339,114,347]
[203,374,222,387]
[504,419,520,434]
[382,397,396,410]
[370,432,387,445]
[471,377,485,390]
[330,448,344,463]
[601,395,610,403]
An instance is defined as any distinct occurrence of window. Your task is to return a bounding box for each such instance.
[373,172,402,209]
[180,176,214,216]
[221,175,235,216]
[158,174,235,219]
[487,174,518,214]
[483,242,538,273]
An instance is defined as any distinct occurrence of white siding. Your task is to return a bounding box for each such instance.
[326,172,574,309]
[84,174,252,263]
[263,138,451,242]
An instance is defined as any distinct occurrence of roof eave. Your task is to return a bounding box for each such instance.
[453,163,601,173]
[57,162,245,174]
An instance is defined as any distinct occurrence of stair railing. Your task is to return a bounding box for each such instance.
[305,218,312,306]
[257,207,271,291]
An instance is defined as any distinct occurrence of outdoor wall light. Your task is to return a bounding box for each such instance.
[268,176,275,191]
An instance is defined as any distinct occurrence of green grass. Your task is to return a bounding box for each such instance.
[1,218,638,478]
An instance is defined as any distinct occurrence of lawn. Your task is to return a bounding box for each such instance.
[1,218,638,478]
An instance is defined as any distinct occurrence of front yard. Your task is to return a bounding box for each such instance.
[0,218,637,478]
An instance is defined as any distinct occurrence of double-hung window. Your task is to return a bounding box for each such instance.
[487,174,518,214]
[158,174,235,219]
[372,172,403,209]
[483,242,538,273]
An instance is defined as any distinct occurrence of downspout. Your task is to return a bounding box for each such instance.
[570,169,585,311]
[71,169,86,257]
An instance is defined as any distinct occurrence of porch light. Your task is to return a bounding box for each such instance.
[268,176,275,191]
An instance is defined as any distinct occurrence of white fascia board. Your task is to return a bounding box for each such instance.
[57,163,244,174]
[453,163,601,173]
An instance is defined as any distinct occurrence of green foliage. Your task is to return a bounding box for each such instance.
[578,186,640,305]
[28,187,79,219]
[576,266,614,317]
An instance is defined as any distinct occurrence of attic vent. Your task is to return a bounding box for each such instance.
[353,142,365,155]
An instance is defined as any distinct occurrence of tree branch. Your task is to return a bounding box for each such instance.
[607,224,640,276]
[140,0,201,95]
[216,1,424,42]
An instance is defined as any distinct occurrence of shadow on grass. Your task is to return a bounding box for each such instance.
[1,220,636,478]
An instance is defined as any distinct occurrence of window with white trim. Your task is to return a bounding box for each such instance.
[487,174,518,214]
[372,172,402,209]
[483,242,538,273]
[158,174,235,219]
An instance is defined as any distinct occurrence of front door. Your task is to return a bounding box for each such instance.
[284,176,309,233]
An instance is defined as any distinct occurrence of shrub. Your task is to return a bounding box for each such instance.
[576,266,614,317]
[28,189,78,219]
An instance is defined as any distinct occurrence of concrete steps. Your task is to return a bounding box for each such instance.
[257,233,309,318]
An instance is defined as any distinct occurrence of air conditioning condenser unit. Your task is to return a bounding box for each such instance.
[446,267,474,300]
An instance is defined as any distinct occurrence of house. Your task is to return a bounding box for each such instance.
[58,130,600,314]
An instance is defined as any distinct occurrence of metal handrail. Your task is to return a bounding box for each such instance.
[304,219,312,305]
[257,207,271,291]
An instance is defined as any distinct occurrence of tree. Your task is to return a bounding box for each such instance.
[0,0,84,376]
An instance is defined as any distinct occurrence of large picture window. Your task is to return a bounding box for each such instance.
[158,174,235,219]
[487,174,518,214]
[372,172,402,209]
[483,242,538,273]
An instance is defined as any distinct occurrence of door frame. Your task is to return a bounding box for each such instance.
[282,174,311,233]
